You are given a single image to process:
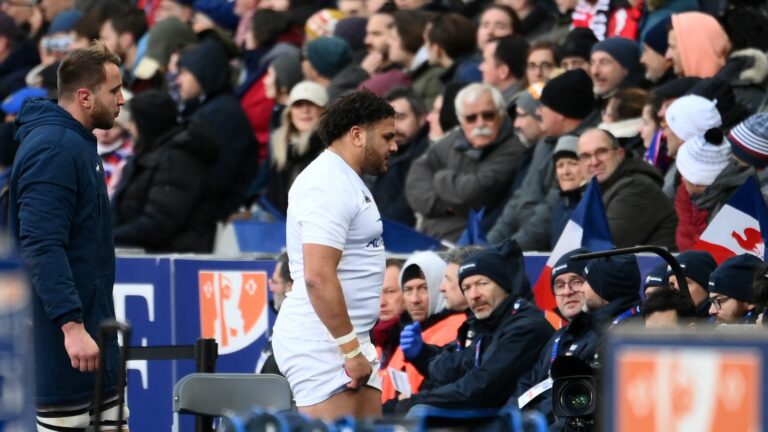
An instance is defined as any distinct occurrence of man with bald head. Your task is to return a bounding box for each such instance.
[577,128,676,248]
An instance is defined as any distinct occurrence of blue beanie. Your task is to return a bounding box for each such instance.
[643,262,669,291]
[1,87,47,115]
[584,254,641,302]
[591,37,640,72]
[551,248,590,290]
[708,254,762,302]
[48,10,83,34]
[667,250,717,290]
[305,36,352,79]
[643,16,671,56]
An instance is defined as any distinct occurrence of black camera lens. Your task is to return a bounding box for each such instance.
[559,379,595,417]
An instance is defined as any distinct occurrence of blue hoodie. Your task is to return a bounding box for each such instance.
[9,98,119,404]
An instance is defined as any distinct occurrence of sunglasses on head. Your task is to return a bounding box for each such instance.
[464,110,496,124]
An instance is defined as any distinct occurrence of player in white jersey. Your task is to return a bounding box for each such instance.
[273,90,397,420]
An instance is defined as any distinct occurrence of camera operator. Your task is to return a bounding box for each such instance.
[511,250,643,427]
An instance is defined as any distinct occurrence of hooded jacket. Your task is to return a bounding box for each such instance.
[9,98,119,404]
[671,12,731,79]
[600,155,678,249]
[179,40,258,220]
[112,123,219,253]
[381,252,465,403]
[718,49,768,114]
[406,117,526,241]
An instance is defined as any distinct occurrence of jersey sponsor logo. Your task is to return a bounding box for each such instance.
[199,271,269,354]
[366,236,384,248]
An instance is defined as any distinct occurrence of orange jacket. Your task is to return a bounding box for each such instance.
[380,312,466,403]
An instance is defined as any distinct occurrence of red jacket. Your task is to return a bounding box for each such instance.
[240,76,274,164]
[675,183,710,251]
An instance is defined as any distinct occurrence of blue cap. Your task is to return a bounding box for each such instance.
[708,254,762,302]
[48,10,83,34]
[2,87,48,115]
[643,16,671,56]
[643,262,669,290]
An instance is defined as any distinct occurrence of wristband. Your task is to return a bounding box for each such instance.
[343,346,361,359]
[335,330,357,345]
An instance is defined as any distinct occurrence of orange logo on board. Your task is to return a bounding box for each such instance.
[199,271,268,354]
[616,348,760,432]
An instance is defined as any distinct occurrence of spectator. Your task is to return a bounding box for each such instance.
[479,35,528,105]
[577,128,677,248]
[512,83,544,147]
[177,39,258,220]
[590,37,643,101]
[382,251,467,405]
[643,286,696,329]
[388,10,443,108]
[525,41,556,85]
[133,16,196,85]
[262,51,303,127]
[664,95,722,163]
[487,69,594,248]
[371,87,429,226]
[639,17,674,85]
[456,4,518,84]
[395,244,554,412]
[666,12,730,79]
[425,12,476,84]
[567,0,616,41]
[406,83,525,242]
[154,0,194,25]
[667,250,717,318]
[599,87,648,157]
[640,103,671,176]
[373,258,405,368]
[425,92,444,142]
[99,8,147,88]
[265,81,327,215]
[2,0,46,44]
[112,90,218,253]
[549,135,586,247]
[39,0,72,22]
[94,90,133,199]
[727,113,768,201]
[557,27,597,73]
[302,36,353,88]
[0,12,39,102]
[708,254,762,324]
[674,129,734,251]
[643,262,669,298]
[333,16,367,53]
[497,0,556,41]
[304,8,346,41]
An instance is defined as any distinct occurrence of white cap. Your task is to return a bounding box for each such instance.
[665,95,722,141]
[287,81,328,107]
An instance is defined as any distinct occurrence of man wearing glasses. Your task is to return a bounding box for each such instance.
[406,83,525,242]
[576,127,677,248]
[707,254,762,325]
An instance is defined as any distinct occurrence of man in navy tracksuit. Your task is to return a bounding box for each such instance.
[9,42,127,431]
[511,251,643,427]
[395,242,554,412]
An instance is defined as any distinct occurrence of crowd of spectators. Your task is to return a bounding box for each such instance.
[0,0,765,254]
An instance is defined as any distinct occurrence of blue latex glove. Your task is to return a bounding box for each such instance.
[400,321,424,359]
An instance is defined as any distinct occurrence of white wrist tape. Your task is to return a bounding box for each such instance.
[343,346,362,359]
[335,330,357,345]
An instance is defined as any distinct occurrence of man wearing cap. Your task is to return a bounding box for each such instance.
[558,27,597,73]
[394,244,554,413]
[639,17,674,85]
[177,39,257,221]
[511,248,595,420]
[667,250,717,318]
[303,36,354,89]
[590,36,644,101]
[487,69,595,248]
[513,83,544,148]
[406,83,525,242]
[708,254,762,324]
[380,251,467,405]
[479,35,528,106]
[729,113,768,181]
[577,128,677,248]
[549,135,586,247]
[643,262,669,298]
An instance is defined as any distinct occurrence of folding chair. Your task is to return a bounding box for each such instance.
[172,373,294,432]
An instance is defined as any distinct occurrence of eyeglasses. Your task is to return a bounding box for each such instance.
[527,62,554,72]
[578,147,615,163]
[711,296,733,311]
[553,278,585,295]
[464,110,496,124]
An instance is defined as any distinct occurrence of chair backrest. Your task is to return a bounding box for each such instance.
[173,373,293,416]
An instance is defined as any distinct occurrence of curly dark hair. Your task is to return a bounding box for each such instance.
[317,90,395,146]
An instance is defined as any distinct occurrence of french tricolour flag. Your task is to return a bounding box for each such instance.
[693,176,768,264]
[532,178,615,311]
